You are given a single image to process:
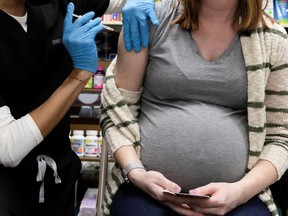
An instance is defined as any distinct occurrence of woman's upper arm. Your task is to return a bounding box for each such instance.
[115,30,148,91]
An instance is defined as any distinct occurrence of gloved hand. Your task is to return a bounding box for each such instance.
[122,0,159,52]
[62,3,104,73]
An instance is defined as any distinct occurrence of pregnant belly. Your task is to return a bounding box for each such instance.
[139,101,248,192]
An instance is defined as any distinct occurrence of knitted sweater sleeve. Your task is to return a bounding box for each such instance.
[100,57,142,154]
[240,20,288,180]
[260,27,288,179]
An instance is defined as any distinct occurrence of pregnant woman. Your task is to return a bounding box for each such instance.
[100,0,288,215]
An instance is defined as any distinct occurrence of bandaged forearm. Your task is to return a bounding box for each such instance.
[100,58,142,154]
[100,86,142,154]
[0,106,43,167]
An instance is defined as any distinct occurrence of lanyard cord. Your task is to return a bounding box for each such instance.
[36,155,62,203]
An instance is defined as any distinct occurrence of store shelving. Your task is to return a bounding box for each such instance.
[102,21,122,25]
[79,156,114,162]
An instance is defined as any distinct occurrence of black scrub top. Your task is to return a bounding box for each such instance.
[0,0,109,167]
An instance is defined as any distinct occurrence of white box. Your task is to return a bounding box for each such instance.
[78,188,98,216]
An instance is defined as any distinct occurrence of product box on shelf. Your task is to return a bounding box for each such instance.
[102,13,122,22]
[84,77,93,89]
[78,188,98,216]
[274,0,288,24]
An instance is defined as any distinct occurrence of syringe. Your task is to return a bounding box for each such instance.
[72,14,115,32]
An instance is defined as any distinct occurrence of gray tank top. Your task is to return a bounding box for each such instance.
[139,0,249,192]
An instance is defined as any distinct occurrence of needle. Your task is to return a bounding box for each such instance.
[72,14,115,31]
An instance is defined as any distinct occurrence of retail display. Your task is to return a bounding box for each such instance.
[71,130,104,158]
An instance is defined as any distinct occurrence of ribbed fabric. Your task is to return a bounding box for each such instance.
[99,18,288,216]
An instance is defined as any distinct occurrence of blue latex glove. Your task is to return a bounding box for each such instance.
[62,3,104,73]
[122,0,159,52]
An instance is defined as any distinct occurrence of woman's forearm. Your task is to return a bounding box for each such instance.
[113,145,146,182]
[30,69,93,137]
[0,69,92,166]
[237,160,278,201]
[114,145,142,168]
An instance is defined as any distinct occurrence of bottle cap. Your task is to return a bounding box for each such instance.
[97,65,105,71]
[97,66,105,71]
[73,130,84,135]
[86,130,98,136]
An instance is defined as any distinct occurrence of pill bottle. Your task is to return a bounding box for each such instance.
[84,130,98,157]
[93,66,105,89]
[71,130,85,156]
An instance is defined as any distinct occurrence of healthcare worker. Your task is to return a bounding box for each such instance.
[0,0,158,215]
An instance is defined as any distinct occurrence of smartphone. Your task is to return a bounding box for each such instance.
[162,189,210,198]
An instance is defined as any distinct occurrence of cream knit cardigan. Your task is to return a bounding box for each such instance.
[100,19,288,216]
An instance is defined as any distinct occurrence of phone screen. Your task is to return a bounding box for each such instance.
[162,189,210,198]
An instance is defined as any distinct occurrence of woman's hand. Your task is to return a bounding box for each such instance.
[186,182,247,215]
[187,160,278,215]
[128,169,205,216]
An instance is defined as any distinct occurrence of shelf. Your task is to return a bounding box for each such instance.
[82,88,102,93]
[70,115,100,125]
[98,60,113,68]
[79,156,114,162]
[102,21,122,25]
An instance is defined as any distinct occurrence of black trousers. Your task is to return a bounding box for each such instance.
[0,152,81,216]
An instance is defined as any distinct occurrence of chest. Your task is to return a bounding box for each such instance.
[146,31,247,110]
[191,27,237,62]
